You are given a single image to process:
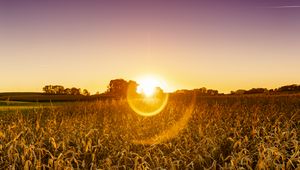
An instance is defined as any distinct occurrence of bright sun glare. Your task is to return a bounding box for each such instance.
[136,77,164,97]
[127,75,169,117]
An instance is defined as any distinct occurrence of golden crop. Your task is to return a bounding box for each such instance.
[0,95,299,169]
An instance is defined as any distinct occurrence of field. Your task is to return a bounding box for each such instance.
[0,92,111,102]
[0,94,299,169]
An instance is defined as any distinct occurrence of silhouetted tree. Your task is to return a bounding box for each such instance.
[106,79,127,97]
[207,89,218,95]
[244,88,268,94]
[231,89,246,95]
[106,79,138,97]
[277,84,300,92]
[64,88,71,95]
[43,85,64,94]
[53,85,64,94]
[198,87,207,94]
[43,85,90,95]
[175,88,218,96]
[71,87,81,95]
[43,85,53,94]
[193,87,209,95]
[128,80,138,91]
[82,89,90,96]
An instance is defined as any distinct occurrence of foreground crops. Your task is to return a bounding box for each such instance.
[0,95,299,169]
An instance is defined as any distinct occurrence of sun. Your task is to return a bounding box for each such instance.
[127,75,169,116]
[136,77,161,97]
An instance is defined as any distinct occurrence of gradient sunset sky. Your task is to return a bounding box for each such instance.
[0,0,299,93]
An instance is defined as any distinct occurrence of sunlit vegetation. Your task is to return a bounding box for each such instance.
[0,94,299,169]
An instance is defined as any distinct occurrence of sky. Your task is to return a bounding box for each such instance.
[0,0,299,94]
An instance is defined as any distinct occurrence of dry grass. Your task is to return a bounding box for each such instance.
[0,95,299,169]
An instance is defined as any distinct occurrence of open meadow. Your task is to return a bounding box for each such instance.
[0,94,299,169]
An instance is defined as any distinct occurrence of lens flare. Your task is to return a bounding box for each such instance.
[126,76,195,144]
[127,77,169,117]
[132,92,196,145]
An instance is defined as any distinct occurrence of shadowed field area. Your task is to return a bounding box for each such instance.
[0,95,299,169]
[0,92,105,102]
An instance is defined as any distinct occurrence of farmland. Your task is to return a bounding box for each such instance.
[0,94,299,169]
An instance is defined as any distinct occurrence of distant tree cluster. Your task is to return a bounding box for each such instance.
[104,78,166,98]
[175,87,218,95]
[276,84,300,92]
[42,85,90,96]
[231,88,268,95]
[105,79,138,98]
[175,84,300,96]
[230,84,300,95]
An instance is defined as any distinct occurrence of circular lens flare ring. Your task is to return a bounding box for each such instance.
[127,78,169,117]
[132,92,196,145]
[127,94,169,117]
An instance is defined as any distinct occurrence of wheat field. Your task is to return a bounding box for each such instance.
[0,94,299,169]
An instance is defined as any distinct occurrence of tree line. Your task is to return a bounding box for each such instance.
[230,84,300,95]
[43,80,300,97]
[104,79,164,97]
[175,87,219,95]
[42,85,90,96]
[42,79,138,97]
[105,79,137,97]
[42,79,164,98]
[174,84,300,96]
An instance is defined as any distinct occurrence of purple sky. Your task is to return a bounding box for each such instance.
[0,0,299,93]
